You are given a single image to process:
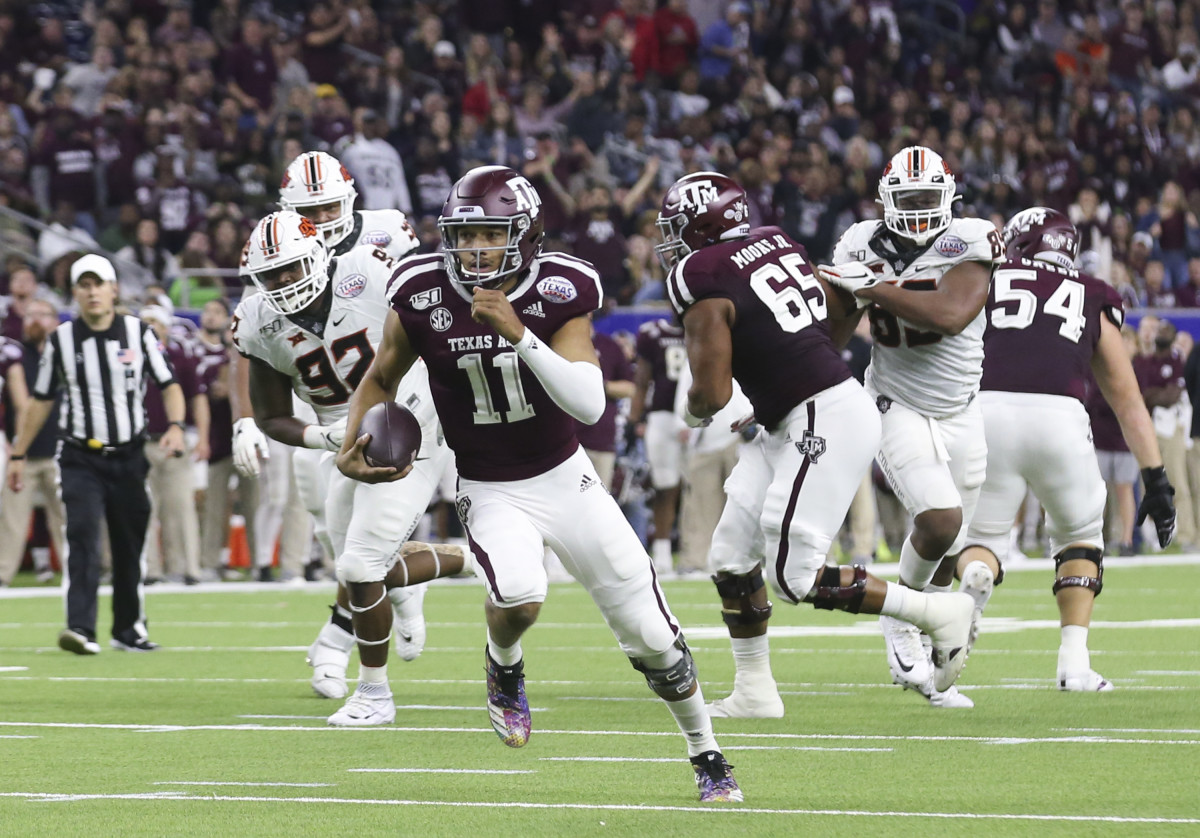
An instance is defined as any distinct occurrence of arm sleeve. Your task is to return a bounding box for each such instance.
[513,329,606,425]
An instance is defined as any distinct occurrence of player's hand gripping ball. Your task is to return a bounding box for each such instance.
[358,402,422,470]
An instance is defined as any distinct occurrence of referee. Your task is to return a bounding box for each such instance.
[7,255,185,655]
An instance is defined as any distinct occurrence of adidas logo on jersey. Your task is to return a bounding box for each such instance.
[579,474,598,492]
[523,302,545,318]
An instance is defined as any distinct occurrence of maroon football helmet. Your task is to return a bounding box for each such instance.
[655,172,751,270]
[1002,207,1080,270]
[438,165,545,288]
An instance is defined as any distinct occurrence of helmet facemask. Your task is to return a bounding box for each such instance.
[283,192,357,248]
[654,212,691,271]
[248,240,331,315]
[880,184,955,245]
[439,213,536,290]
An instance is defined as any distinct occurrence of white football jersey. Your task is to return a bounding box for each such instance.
[232,246,437,449]
[333,209,421,261]
[833,217,1002,416]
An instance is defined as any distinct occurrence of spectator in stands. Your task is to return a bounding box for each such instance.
[117,217,180,294]
[303,2,350,86]
[193,298,235,579]
[1,265,41,341]
[60,45,118,117]
[37,201,97,268]
[338,109,412,214]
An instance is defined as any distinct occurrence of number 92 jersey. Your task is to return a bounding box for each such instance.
[833,217,1003,416]
[666,225,851,431]
[231,246,437,443]
[982,259,1124,402]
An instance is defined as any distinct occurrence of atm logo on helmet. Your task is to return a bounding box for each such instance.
[507,176,542,217]
[677,180,719,212]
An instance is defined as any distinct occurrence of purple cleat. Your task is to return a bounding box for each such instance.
[691,751,743,802]
[485,649,531,748]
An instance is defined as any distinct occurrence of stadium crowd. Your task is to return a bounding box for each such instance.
[3,0,1200,583]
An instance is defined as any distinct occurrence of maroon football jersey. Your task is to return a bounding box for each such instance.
[194,337,233,462]
[1085,377,1129,453]
[981,259,1125,403]
[665,226,851,431]
[0,337,22,427]
[391,252,603,481]
[145,340,199,435]
[635,318,685,414]
[576,330,634,454]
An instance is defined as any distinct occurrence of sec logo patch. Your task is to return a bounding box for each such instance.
[430,307,453,332]
[537,276,577,303]
[335,274,366,298]
[934,235,967,257]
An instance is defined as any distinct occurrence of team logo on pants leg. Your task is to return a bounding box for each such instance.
[795,430,827,463]
[455,495,472,526]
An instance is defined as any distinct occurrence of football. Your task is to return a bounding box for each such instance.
[358,402,421,470]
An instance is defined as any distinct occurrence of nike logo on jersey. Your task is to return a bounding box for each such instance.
[332,315,346,327]
[523,301,545,318]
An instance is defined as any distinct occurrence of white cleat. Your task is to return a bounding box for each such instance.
[923,592,976,693]
[959,561,994,647]
[881,614,933,692]
[1059,670,1114,692]
[389,583,428,662]
[927,685,974,708]
[327,682,396,726]
[706,677,785,718]
[307,622,355,699]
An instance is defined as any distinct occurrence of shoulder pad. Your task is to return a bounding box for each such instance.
[929,218,1003,265]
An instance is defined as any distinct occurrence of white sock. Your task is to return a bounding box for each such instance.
[358,664,389,687]
[925,582,952,594]
[652,539,673,568]
[730,634,773,680]
[487,631,523,667]
[881,581,931,627]
[899,535,939,590]
[1059,624,1090,674]
[664,690,721,757]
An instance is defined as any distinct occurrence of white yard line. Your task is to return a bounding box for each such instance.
[348,768,535,774]
[152,782,334,787]
[0,790,1194,823]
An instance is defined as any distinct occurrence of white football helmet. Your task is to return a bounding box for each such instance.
[279,151,358,248]
[243,211,331,314]
[878,145,957,245]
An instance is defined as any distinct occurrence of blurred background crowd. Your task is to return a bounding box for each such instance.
[3,0,1200,584]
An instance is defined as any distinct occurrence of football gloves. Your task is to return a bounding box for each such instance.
[1137,466,1177,549]
[819,262,880,309]
[317,418,348,452]
[232,417,271,477]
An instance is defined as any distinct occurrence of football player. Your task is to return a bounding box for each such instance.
[823,145,1001,708]
[658,171,975,721]
[958,208,1176,692]
[629,317,688,574]
[279,150,420,259]
[336,165,742,803]
[234,210,464,726]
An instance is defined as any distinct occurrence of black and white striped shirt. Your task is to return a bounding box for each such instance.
[32,315,176,446]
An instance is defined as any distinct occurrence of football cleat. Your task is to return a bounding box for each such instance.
[959,561,994,649]
[389,583,428,662]
[927,685,974,708]
[691,751,743,803]
[485,649,531,748]
[1059,670,1114,692]
[923,592,976,693]
[706,674,785,719]
[880,614,933,692]
[307,621,356,699]
[110,633,159,652]
[327,682,395,726]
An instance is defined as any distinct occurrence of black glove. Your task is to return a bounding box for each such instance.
[1137,466,1177,549]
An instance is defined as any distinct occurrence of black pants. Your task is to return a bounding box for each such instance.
[59,444,151,640]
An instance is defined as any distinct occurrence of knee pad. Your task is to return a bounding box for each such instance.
[335,551,386,585]
[712,568,773,628]
[807,564,868,613]
[630,637,696,699]
[1052,546,1103,597]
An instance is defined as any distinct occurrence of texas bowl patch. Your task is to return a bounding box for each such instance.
[335,273,366,298]
[362,230,392,247]
[537,276,577,303]
[934,235,967,257]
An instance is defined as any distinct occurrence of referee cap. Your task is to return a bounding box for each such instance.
[71,254,117,285]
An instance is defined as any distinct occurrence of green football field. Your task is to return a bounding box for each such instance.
[1,558,1198,837]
